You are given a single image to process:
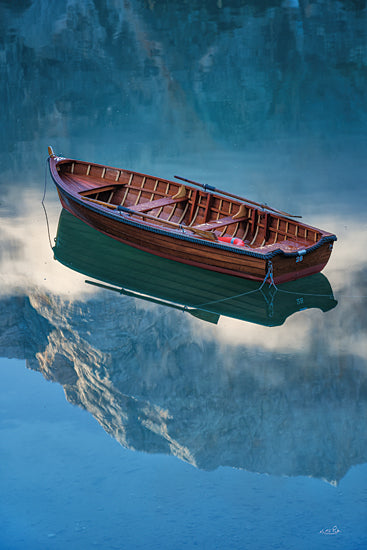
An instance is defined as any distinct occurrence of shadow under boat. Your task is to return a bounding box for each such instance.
[53,209,337,326]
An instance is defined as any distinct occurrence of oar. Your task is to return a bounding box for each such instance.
[174,175,302,218]
[85,280,220,324]
[81,196,218,241]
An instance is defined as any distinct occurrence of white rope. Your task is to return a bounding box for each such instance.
[196,261,277,308]
[42,155,54,250]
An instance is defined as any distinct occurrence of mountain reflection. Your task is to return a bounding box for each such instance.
[0,212,366,483]
[1,278,365,483]
[1,0,367,485]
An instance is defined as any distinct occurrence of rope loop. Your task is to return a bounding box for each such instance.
[258,260,277,291]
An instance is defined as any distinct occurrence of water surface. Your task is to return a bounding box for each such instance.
[1,1,367,549]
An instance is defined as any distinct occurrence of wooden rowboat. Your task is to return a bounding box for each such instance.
[53,208,337,327]
[48,147,337,284]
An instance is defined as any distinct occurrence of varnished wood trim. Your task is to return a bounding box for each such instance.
[274,219,280,243]
[188,189,198,224]
[263,213,269,242]
[189,206,199,226]
[232,222,240,237]
[233,204,247,220]
[120,186,130,206]
[167,203,177,221]
[203,193,212,223]
[134,177,146,205]
[150,179,159,200]
[242,224,249,240]
[178,201,189,224]
[218,199,223,219]
[250,218,259,245]
[172,185,187,200]
[80,185,118,196]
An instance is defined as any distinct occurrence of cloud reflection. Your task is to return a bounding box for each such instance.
[0,193,366,483]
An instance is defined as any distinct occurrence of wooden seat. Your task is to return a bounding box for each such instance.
[128,195,187,213]
[127,184,187,213]
[193,215,247,232]
[192,204,248,231]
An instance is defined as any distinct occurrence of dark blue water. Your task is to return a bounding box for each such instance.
[1,2,367,549]
[1,359,367,550]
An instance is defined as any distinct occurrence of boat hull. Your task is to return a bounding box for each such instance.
[53,208,338,327]
[58,190,333,284]
[58,190,268,281]
[49,152,336,284]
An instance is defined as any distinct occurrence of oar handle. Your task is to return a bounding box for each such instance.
[174,175,302,218]
[174,175,216,192]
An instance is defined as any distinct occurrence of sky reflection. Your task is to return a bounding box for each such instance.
[0,190,366,483]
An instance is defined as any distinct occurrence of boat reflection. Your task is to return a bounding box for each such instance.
[53,209,337,326]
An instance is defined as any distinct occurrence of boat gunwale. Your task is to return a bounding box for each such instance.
[49,156,337,261]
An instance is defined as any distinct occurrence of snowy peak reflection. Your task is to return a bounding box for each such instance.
[53,209,337,327]
[2,282,364,484]
[0,243,365,483]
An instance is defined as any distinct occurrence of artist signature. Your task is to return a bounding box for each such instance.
[320,525,341,535]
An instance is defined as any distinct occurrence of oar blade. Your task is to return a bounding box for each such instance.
[188,308,220,324]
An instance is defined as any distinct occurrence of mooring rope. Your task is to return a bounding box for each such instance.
[258,260,277,290]
[190,260,367,311]
[42,155,54,250]
[195,261,278,308]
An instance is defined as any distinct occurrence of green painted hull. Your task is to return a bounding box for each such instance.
[53,209,337,326]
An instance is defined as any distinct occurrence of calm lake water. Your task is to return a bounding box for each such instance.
[1,1,367,549]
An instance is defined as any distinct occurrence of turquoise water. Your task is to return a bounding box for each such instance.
[2,360,366,550]
[1,2,367,549]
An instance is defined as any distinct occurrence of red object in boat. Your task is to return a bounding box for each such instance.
[218,236,245,247]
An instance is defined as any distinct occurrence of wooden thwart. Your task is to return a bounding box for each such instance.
[127,194,187,213]
[82,196,218,241]
[193,212,247,231]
